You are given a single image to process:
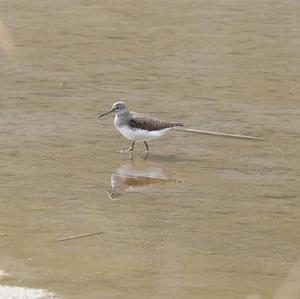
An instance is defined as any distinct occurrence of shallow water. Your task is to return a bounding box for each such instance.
[0,0,299,298]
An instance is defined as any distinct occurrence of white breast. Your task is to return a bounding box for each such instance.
[118,126,171,141]
[114,116,171,141]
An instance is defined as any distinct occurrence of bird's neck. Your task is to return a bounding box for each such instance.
[115,111,130,127]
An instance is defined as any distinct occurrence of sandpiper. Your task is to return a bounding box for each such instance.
[98,101,183,154]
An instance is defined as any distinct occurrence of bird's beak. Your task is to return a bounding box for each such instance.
[98,109,114,118]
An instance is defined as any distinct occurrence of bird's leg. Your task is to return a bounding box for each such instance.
[144,141,149,154]
[120,140,135,153]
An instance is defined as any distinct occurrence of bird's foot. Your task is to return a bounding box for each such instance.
[120,148,134,153]
[119,141,135,154]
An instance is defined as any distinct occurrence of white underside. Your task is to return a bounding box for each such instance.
[116,125,171,141]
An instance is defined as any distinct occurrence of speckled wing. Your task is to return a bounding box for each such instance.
[129,112,183,131]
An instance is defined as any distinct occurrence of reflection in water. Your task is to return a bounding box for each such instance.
[0,285,57,299]
[107,160,178,199]
[0,269,57,299]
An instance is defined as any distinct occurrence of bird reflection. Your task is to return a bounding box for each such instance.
[107,160,178,199]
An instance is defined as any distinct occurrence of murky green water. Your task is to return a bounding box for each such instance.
[0,1,299,298]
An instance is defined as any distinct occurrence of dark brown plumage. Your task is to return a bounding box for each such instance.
[129,113,183,131]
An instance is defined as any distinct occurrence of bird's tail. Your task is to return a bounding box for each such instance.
[174,127,264,141]
[173,122,184,127]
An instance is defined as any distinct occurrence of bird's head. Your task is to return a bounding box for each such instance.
[98,101,128,118]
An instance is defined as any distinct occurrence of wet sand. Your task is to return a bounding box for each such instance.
[0,0,299,298]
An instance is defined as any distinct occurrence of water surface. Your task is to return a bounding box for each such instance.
[0,0,299,298]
